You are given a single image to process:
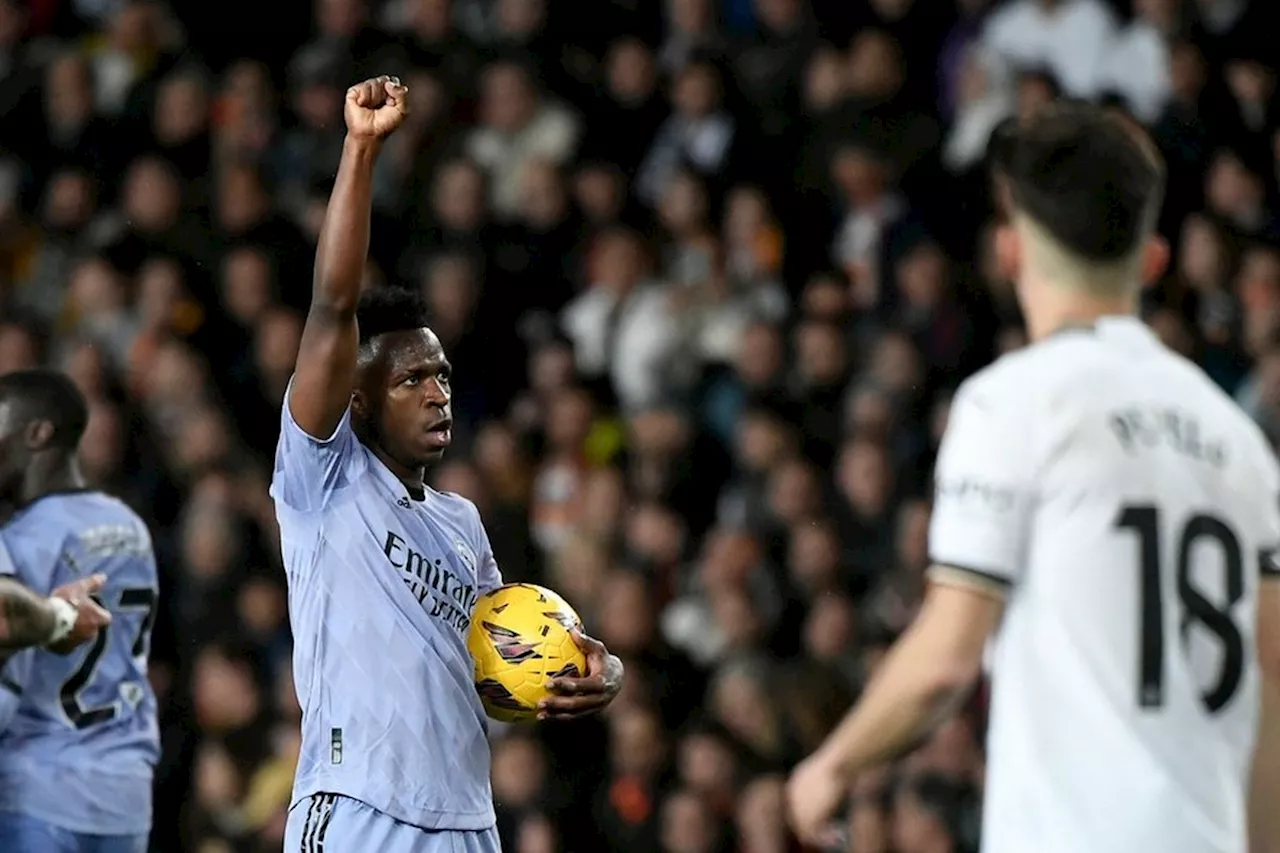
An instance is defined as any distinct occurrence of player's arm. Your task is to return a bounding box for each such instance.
[0,573,110,652]
[788,378,1031,844]
[805,582,999,768]
[289,76,407,439]
[787,580,1001,845]
[0,577,61,648]
[1250,553,1280,853]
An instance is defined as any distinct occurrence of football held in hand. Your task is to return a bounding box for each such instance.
[467,583,587,723]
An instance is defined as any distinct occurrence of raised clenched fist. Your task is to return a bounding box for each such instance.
[344,75,408,140]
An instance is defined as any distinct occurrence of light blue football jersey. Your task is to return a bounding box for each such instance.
[0,491,160,836]
[271,388,503,831]
[0,537,29,733]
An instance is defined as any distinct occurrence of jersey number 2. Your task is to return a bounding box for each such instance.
[1116,505,1245,713]
[60,587,157,729]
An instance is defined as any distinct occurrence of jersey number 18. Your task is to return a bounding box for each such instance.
[1116,505,1245,714]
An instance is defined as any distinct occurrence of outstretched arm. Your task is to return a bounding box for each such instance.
[289,75,408,439]
[788,377,1025,845]
[786,581,1000,844]
[0,578,59,649]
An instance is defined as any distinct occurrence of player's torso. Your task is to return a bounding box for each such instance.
[980,320,1265,853]
[276,446,496,830]
[0,492,159,834]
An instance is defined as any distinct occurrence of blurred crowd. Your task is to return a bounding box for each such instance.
[2,0,1280,851]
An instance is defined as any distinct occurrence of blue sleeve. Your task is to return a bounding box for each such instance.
[270,378,368,513]
[0,535,15,578]
[0,525,59,593]
[471,506,503,595]
[477,537,503,595]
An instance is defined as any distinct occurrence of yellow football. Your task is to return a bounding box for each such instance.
[467,583,587,723]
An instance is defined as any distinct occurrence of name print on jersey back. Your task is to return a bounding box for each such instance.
[1109,405,1229,468]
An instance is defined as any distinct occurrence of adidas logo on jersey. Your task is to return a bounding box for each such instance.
[396,497,412,509]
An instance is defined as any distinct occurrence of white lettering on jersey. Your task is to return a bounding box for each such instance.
[78,524,148,559]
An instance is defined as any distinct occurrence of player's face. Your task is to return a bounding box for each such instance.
[363,328,454,467]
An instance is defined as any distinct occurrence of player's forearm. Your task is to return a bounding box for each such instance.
[312,136,381,315]
[1250,674,1280,853]
[817,627,975,776]
[0,578,59,649]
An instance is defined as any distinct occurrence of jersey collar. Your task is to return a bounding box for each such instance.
[1046,315,1151,341]
[11,487,95,513]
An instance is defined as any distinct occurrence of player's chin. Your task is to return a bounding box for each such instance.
[415,438,451,463]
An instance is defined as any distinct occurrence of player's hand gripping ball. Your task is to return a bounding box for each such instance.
[467,583,587,723]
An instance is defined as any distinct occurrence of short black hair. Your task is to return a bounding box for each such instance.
[990,103,1166,262]
[356,286,432,345]
[0,368,89,451]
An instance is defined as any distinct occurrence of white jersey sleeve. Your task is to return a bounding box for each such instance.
[929,377,1036,590]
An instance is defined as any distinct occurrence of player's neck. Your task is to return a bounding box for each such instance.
[371,445,426,496]
[1024,285,1138,342]
[20,457,87,506]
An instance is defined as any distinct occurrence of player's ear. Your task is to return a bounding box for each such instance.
[350,389,368,420]
[1140,235,1170,288]
[24,418,54,451]
[994,222,1021,283]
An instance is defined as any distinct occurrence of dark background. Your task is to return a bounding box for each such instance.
[2,0,1280,851]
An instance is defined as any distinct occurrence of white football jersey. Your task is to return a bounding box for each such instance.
[929,316,1280,853]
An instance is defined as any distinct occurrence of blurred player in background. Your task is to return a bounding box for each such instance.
[788,103,1280,853]
[273,76,622,853]
[0,369,160,853]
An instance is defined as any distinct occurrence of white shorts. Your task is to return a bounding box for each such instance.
[284,794,502,853]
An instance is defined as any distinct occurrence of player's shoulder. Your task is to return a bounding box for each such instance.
[1131,340,1277,464]
[73,489,149,525]
[963,325,1277,472]
[426,487,484,524]
[951,341,1060,411]
[426,487,491,544]
[67,492,155,554]
[4,491,153,581]
[99,494,155,545]
[959,324,1199,405]
[1210,382,1280,480]
[8,490,106,534]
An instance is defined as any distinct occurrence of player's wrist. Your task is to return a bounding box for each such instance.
[813,743,854,780]
[342,134,382,157]
[44,596,77,646]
